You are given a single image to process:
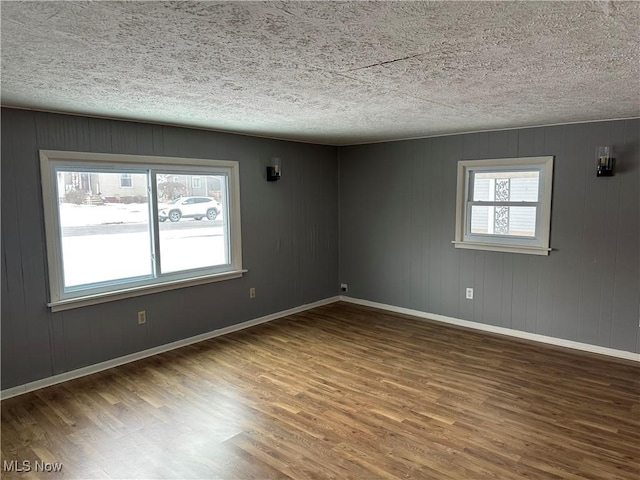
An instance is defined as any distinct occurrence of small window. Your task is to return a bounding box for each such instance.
[40,151,244,311]
[120,173,132,187]
[454,156,553,255]
[192,176,202,188]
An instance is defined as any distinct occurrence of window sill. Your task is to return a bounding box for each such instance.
[48,269,247,312]
[452,241,551,256]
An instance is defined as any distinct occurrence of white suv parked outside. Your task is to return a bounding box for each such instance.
[158,196,221,222]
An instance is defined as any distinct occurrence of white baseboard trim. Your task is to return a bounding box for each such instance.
[340,296,640,362]
[1,296,341,400]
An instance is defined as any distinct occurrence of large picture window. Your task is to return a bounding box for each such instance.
[454,156,553,255]
[40,150,243,311]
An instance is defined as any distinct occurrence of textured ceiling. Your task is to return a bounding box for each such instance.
[2,1,639,145]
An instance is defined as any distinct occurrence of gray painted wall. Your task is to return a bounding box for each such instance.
[1,108,339,389]
[340,120,640,354]
[2,110,638,391]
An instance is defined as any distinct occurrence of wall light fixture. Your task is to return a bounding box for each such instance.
[596,146,615,177]
[267,157,281,182]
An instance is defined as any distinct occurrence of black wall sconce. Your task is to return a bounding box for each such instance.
[267,157,281,182]
[596,146,615,177]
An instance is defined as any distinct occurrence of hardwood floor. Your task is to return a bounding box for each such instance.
[2,302,639,479]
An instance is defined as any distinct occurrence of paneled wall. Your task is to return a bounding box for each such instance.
[340,120,639,353]
[3,110,638,391]
[1,108,340,389]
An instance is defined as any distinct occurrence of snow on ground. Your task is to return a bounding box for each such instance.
[63,233,152,287]
[62,231,227,287]
[60,203,149,226]
[59,202,225,226]
[59,202,228,287]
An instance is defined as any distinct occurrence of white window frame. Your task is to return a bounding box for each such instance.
[453,156,553,256]
[192,176,202,188]
[40,150,245,311]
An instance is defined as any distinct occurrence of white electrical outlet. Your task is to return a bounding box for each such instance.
[249,287,256,299]
[465,288,474,300]
[340,283,348,293]
[137,310,147,324]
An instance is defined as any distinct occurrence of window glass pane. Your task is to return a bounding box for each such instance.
[156,173,229,273]
[470,206,537,237]
[57,170,152,288]
[473,171,539,202]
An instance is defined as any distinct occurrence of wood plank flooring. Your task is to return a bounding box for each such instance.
[2,302,639,479]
